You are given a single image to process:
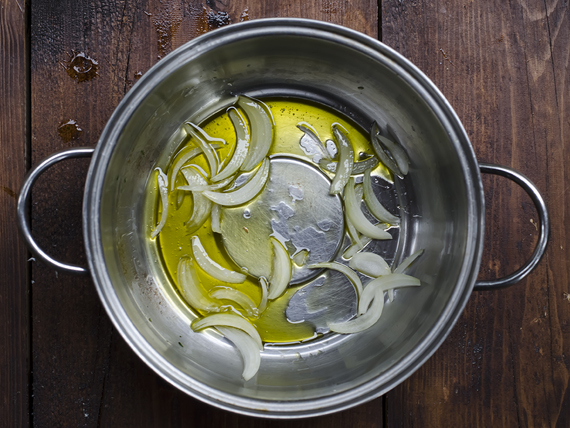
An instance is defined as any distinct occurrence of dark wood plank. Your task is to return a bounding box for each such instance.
[30,0,380,426]
[382,0,570,426]
[0,0,30,426]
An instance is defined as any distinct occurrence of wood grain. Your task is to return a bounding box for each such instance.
[0,0,29,426]
[29,0,379,426]
[382,0,569,426]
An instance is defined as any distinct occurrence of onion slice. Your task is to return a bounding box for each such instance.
[209,287,258,317]
[192,236,246,283]
[169,147,202,191]
[268,237,292,300]
[297,123,330,160]
[180,166,207,188]
[150,168,168,239]
[202,158,269,206]
[345,214,364,249]
[349,252,391,277]
[177,258,220,312]
[192,313,263,350]
[376,133,410,175]
[363,168,400,225]
[211,204,222,233]
[394,249,424,274]
[186,192,212,231]
[217,326,261,381]
[258,277,269,313]
[329,286,384,334]
[178,175,233,192]
[319,156,379,175]
[370,123,403,179]
[238,96,274,172]
[343,236,372,259]
[184,122,221,176]
[308,262,363,297]
[212,107,250,182]
[329,125,355,195]
[358,274,420,315]
[345,178,392,240]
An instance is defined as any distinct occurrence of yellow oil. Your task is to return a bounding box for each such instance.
[156,97,387,344]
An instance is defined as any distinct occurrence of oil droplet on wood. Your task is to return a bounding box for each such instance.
[58,119,82,143]
[240,8,250,21]
[134,71,143,80]
[152,4,183,59]
[64,51,99,82]
[207,10,231,28]
[1,186,16,199]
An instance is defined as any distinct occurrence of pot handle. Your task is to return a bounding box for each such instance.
[17,147,95,275]
[474,163,549,290]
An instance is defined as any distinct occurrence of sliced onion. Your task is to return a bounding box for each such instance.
[345,214,364,249]
[150,168,168,239]
[238,96,274,172]
[202,158,269,206]
[370,122,403,179]
[192,236,246,283]
[187,95,239,125]
[177,258,220,312]
[211,204,221,233]
[268,237,292,300]
[180,166,207,189]
[209,287,258,317]
[393,249,424,274]
[329,286,384,334]
[191,313,263,350]
[358,273,421,315]
[342,236,372,259]
[376,134,410,175]
[363,168,400,225]
[217,326,261,381]
[319,156,379,175]
[329,125,354,195]
[297,122,330,160]
[212,107,250,182]
[184,122,221,176]
[186,192,212,231]
[169,147,202,191]
[308,262,363,297]
[349,252,391,277]
[292,249,309,266]
[345,177,392,240]
[178,175,233,192]
[258,277,268,313]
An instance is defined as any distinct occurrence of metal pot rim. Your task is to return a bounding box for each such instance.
[82,18,484,418]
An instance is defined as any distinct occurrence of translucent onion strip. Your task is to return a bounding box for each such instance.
[358,274,421,315]
[192,313,263,350]
[258,277,269,314]
[349,252,391,277]
[393,249,424,274]
[308,262,363,297]
[211,204,222,233]
[345,213,364,250]
[217,326,261,381]
[184,122,221,176]
[343,236,372,259]
[238,96,274,172]
[202,158,270,206]
[329,125,354,195]
[319,156,379,175]
[209,287,258,317]
[376,134,410,176]
[192,236,246,283]
[297,123,330,160]
[329,286,384,334]
[178,175,233,192]
[169,147,202,191]
[177,258,220,312]
[181,166,207,189]
[268,238,292,300]
[151,168,168,239]
[363,168,400,225]
[212,107,250,182]
[370,123,403,180]
[186,192,212,231]
[345,178,392,240]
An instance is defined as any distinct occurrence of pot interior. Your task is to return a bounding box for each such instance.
[90,20,483,416]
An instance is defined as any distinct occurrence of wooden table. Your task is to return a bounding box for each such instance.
[2,0,568,426]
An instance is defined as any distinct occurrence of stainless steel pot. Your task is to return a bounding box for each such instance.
[17,18,549,418]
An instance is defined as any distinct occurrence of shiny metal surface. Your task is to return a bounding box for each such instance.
[40,18,538,418]
[17,147,94,275]
[474,163,549,290]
